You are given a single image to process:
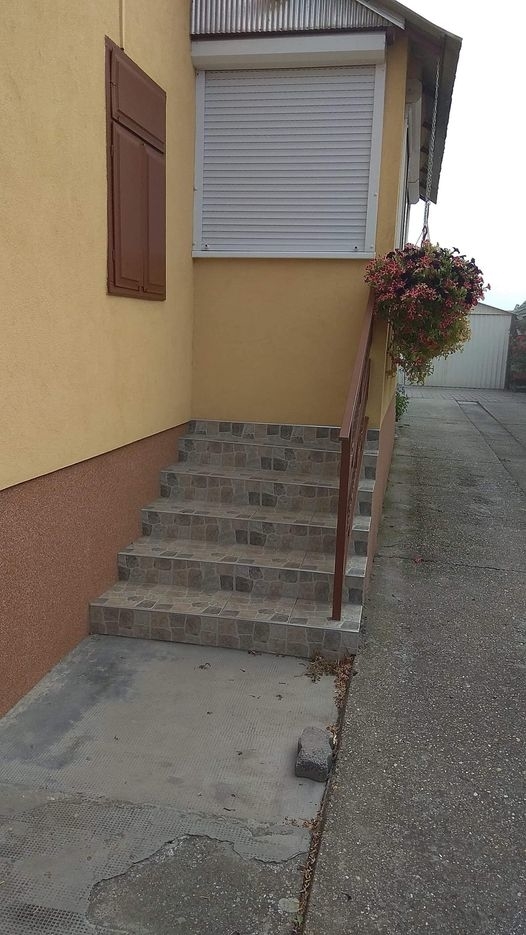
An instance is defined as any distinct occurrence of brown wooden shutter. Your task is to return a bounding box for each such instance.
[106,38,166,300]
[111,124,143,292]
[144,145,166,296]
[110,50,166,153]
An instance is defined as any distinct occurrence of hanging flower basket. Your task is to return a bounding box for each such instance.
[365,243,488,383]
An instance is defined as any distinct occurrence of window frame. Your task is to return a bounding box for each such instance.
[192,57,386,260]
[395,118,410,248]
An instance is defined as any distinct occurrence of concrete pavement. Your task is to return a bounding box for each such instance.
[0,637,337,934]
[304,388,526,935]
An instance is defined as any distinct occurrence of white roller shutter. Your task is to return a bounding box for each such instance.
[193,65,383,257]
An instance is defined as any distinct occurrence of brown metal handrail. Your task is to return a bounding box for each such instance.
[332,291,375,620]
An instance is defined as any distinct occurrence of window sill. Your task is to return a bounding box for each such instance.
[192,251,375,260]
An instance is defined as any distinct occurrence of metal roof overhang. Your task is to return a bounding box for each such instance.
[379,0,461,203]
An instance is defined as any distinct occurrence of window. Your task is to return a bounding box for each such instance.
[193,64,385,258]
[105,38,166,299]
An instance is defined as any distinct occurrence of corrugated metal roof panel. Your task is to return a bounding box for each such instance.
[191,0,392,36]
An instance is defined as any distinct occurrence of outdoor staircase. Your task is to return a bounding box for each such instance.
[90,420,378,659]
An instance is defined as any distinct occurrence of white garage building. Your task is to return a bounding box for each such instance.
[406,303,513,390]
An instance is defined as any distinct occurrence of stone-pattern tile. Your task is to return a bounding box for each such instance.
[178,437,340,479]
[146,515,337,555]
[117,539,366,603]
[160,466,342,515]
[141,501,338,554]
[162,461,339,487]
[119,537,366,576]
[189,420,342,450]
[90,418,376,659]
[363,451,378,481]
[179,436,377,484]
[365,428,380,450]
[143,498,323,523]
[90,583,361,659]
[353,537,368,557]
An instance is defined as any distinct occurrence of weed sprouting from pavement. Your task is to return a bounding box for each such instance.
[293,654,355,932]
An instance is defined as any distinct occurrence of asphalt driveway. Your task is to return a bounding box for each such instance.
[304,387,526,935]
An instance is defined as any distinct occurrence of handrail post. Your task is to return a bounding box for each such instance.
[331,293,374,621]
[332,439,351,621]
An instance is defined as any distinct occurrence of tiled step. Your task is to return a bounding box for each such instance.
[352,514,372,556]
[141,498,371,555]
[160,463,375,516]
[365,428,380,450]
[178,434,378,482]
[363,450,379,480]
[89,418,377,660]
[117,537,367,604]
[189,419,342,450]
[90,582,361,659]
[190,419,380,456]
[178,435,341,479]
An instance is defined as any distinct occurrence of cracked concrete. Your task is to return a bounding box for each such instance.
[0,785,308,933]
[88,837,303,935]
[0,638,336,933]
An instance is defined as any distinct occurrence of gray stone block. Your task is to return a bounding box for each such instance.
[295,727,333,783]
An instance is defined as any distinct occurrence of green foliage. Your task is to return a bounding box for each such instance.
[396,385,409,422]
[510,317,526,382]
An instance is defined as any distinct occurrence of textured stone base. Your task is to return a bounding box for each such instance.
[0,425,186,716]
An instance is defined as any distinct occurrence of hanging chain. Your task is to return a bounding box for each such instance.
[420,57,440,243]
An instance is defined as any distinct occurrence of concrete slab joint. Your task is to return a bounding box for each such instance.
[295,726,333,782]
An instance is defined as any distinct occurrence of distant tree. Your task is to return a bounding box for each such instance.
[510,301,526,387]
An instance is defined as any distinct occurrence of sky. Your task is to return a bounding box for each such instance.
[406,0,526,311]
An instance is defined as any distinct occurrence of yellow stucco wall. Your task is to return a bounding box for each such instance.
[0,0,195,491]
[1,20,408,493]
[193,38,408,428]
[373,38,408,426]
